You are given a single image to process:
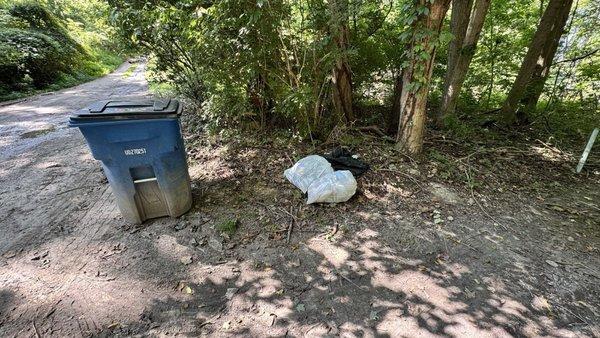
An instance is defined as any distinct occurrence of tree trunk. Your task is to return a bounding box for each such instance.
[438,0,472,125]
[438,0,490,126]
[387,70,403,135]
[446,0,472,75]
[520,0,572,115]
[396,0,451,155]
[500,0,573,124]
[329,0,354,124]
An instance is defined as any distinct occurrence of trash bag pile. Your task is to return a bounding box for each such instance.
[284,148,368,204]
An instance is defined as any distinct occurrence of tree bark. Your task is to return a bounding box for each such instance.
[438,0,490,126]
[396,0,451,155]
[439,0,472,123]
[520,0,572,115]
[329,0,354,124]
[387,70,403,135]
[446,0,472,75]
[499,0,573,124]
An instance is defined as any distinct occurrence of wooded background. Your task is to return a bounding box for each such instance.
[2,0,599,154]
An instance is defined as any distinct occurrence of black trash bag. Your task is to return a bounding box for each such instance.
[322,147,370,177]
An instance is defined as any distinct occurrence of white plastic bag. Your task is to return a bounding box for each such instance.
[284,155,333,193]
[306,170,357,204]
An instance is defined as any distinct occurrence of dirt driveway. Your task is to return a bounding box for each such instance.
[1,63,599,337]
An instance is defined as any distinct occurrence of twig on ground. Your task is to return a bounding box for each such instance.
[329,222,339,238]
[375,168,423,189]
[334,269,368,291]
[463,163,509,231]
[286,206,294,244]
[32,321,41,338]
[355,126,395,143]
[257,202,298,243]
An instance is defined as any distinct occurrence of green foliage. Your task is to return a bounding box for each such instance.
[108,0,598,145]
[216,218,239,237]
[0,28,69,87]
[0,0,125,101]
[109,0,404,139]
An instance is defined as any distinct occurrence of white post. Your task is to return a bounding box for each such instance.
[576,128,599,173]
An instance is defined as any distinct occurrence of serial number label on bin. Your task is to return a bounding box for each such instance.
[124,148,147,156]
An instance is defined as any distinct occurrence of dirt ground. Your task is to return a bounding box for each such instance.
[0,62,599,337]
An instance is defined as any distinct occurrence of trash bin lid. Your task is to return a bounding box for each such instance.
[70,99,181,122]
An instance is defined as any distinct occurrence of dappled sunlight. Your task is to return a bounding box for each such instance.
[530,143,574,163]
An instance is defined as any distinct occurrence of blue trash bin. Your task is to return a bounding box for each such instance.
[69,99,192,224]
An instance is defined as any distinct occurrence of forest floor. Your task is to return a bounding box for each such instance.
[0,63,599,337]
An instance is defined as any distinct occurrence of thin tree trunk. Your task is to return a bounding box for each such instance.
[438,0,490,125]
[438,0,472,125]
[329,0,354,124]
[396,0,451,155]
[520,0,573,115]
[387,70,403,135]
[499,0,573,124]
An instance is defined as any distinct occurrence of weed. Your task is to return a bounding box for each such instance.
[217,218,238,237]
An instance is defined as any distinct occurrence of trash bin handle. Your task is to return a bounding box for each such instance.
[88,99,172,113]
[153,99,171,111]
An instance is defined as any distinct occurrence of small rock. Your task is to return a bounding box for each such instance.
[43,162,62,169]
[545,260,559,268]
[447,216,454,221]
[209,237,223,252]
[433,218,444,224]
[225,288,238,300]
[429,183,461,204]
[295,303,305,312]
[180,256,193,265]
[567,236,574,242]
[174,222,187,231]
[190,238,199,246]
[408,168,420,176]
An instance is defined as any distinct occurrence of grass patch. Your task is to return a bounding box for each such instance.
[121,63,136,78]
[216,218,239,238]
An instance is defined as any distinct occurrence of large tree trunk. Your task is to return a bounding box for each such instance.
[500,0,573,124]
[520,0,572,115]
[438,0,490,126]
[329,0,354,124]
[396,0,451,155]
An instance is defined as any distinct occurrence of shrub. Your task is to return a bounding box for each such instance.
[0,42,23,86]
[0,28,68,88]
[9,1,86,56]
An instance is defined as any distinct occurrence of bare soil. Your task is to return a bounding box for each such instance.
[0,63,599,337]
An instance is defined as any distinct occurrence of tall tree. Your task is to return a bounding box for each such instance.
[519,0,574,116]
[437,0,490,126]
[395,0,452,155]
[329,0,354,124]
[500,0,573,124]
[443,0,472,106]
